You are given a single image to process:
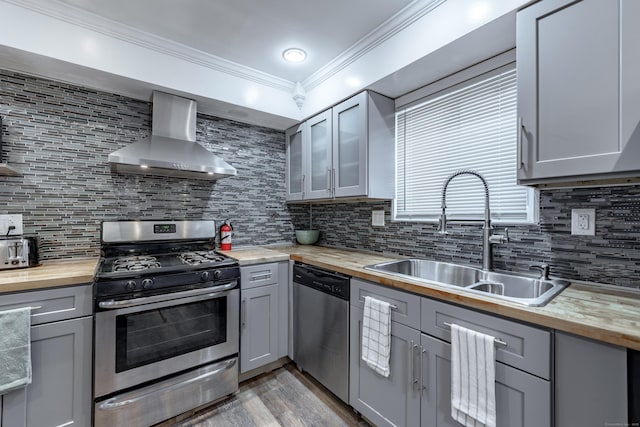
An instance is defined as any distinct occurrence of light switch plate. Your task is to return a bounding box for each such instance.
[571,209,595,236]
[0,214,23,236]
[372,209,385,227]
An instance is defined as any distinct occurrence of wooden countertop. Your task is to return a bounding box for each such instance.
[2,246,638,351]
[0,259,99,294]
[218,247,290,265]
[229,245,640,351]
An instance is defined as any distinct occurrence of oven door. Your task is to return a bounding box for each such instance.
[94,283,239,398]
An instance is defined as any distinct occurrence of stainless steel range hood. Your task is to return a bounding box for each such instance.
[108,91,237,180]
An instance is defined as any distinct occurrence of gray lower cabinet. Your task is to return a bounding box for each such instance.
[420,333,551,427]
[555,331,628,426]
[349,278,551,427]
[0,285,93,427]
[240,284,279,373]
[349,305,421,427]
[240,262,288,374]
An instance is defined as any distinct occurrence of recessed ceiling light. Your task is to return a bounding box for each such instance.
[283,48,307,63]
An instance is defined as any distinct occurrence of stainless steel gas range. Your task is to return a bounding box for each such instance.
[93,220,240,427]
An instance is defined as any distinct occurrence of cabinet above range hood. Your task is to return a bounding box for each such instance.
[108,91,237,180]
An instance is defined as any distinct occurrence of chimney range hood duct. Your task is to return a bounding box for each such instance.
[108,91,237,180]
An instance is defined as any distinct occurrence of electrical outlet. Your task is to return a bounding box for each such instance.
[372,209,385,227]
[0,214,23,236]
[571,209,595,236]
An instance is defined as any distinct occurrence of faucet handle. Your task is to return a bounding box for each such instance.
[489,227,509,244]
[530,263,550,280]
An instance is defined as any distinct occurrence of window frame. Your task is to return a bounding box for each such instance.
[392,51,538,225]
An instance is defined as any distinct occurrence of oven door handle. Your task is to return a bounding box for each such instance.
[97,281,237,309]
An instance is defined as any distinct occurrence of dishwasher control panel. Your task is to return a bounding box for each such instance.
[292,262,350,300]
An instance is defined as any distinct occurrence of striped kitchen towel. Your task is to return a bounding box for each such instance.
[450,323,496,427]
[361,296,391,377]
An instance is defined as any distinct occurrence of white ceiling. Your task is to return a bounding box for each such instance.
[0,0,525,129]
[56,0,415,84]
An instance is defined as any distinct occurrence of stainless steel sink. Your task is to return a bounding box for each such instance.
[365,259,570,307]
[365,259,481,287]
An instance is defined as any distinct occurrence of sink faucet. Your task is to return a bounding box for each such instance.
[437,170,509,271]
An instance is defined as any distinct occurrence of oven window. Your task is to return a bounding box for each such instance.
[115,298,227,372]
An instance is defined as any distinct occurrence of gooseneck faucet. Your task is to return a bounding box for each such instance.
[438,170,508,271]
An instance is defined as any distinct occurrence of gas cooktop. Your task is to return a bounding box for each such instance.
[94,220,239,299]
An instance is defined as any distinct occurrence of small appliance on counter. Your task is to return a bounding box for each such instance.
[0,236,39,270]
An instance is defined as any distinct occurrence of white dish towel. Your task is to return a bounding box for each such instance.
[0,307,32,395]
[450,323,496,427]
[361,296,391,377]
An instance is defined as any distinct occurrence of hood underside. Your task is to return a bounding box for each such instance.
[108,91,237,180]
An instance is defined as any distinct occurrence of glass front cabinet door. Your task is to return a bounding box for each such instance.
[285,123,306,201]
[332,91,368,198]
[306,110,333,200]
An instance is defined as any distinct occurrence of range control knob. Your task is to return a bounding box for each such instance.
[213,270,222,280]
[125,280,136,291]
[201,271,211,282]
[141,278,154,289]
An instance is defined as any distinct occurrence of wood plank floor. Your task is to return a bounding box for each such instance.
[158,364,371,427]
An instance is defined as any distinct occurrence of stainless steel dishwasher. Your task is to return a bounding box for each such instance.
[293,262,350,404]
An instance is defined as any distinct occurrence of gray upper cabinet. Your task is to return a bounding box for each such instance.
[1,285,93,427]
[285,122,306,201]
[285,90,395,201]
[517,0,640,185]
[306,110,333,200]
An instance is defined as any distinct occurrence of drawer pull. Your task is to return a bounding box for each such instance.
[251,273,272,281]
[358,297,398,311]
[443,322,507,346]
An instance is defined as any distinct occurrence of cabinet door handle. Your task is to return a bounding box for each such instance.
[332,168,336,197]
[327,168,331,192]
[302,174,306,199]
[408,340,414,392]
[517,116,525,170]
[419,346,426,392]
[409,341,419,391]
[241,298,247,328]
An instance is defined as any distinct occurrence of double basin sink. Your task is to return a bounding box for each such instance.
[365,259,570,306]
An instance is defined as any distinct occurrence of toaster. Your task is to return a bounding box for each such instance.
[0,236,39,270]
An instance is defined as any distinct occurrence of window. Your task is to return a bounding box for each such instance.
[394,64,536,223]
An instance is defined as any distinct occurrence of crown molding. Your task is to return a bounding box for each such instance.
[302,0,447,91]
[3,0,296,92]
[3,0,446,98]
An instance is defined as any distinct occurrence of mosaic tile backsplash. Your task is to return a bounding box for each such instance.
[289,186,640,288]
[2,69,639,288]
[0,70,295,259]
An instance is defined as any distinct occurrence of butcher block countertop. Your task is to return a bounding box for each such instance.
[1,246,638,351]
[0,258,99,294]
[226,245,640,351]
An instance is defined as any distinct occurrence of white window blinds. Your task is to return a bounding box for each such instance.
[395,66,536,223]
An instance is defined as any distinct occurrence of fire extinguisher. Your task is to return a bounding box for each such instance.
[220,220,233,251]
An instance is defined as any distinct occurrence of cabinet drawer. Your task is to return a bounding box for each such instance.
[241,263,279,290]
[0,284,92,325]
[351,278,420,330]
[421,298,551,379]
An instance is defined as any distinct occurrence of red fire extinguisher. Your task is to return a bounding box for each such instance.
[220,220,233,251]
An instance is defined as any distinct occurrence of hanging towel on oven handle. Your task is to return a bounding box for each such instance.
[0,307,32,395]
